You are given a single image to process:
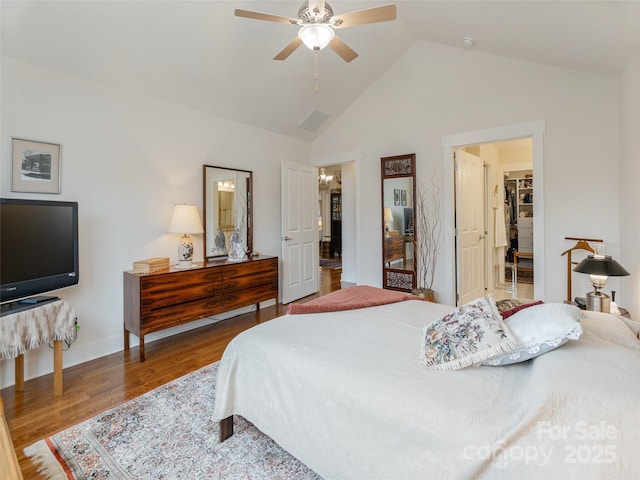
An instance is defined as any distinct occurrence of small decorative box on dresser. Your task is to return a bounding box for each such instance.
[123,255,278,361]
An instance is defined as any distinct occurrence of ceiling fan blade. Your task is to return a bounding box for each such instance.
[329,36,358,63]
[234,9,298,25]
[331,4,396,29]
[273,37,304,61]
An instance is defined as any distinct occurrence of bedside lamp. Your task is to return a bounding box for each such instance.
[573,249,629,312]
[384,207,393,235]
[168,204,204,268]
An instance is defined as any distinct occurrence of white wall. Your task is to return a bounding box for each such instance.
[339,161,357,286]
[0,56,310,389]
[620,50,640,317]
[312,41,621,306]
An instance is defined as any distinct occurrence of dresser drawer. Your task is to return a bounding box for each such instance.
[139,269,222,311]
[224,283,278,311]
[140,298,226,334]
[518,240,533,253]
[385,235,406,263]
[224,267,278,291]
[517,217,533,229]
[518,226,533,240]
[223,257,278,279]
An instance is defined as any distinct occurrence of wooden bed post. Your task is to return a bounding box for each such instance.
[219,416,234,442]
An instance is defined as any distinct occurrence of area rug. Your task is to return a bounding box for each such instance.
[319,258,341,269]
[24,363,321,479]
[505,267,534,284]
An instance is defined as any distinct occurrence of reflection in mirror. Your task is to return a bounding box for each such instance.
[203,165,252,259]
[381,154,416,292]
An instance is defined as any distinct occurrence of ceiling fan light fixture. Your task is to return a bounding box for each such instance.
[298,24,335,51]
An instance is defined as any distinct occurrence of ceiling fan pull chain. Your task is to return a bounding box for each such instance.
[314,48,320,93]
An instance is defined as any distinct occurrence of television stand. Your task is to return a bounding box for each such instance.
[0,299,76,395]
[1,295,59,317]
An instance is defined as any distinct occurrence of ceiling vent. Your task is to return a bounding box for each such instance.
[297,107,330,132]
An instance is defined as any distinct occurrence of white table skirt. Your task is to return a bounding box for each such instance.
[1,300,76,360]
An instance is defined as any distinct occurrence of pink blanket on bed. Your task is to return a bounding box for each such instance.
[287,285,422,314]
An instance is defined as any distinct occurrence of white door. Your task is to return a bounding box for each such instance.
[455,150,486,305]
[281,160,319,304]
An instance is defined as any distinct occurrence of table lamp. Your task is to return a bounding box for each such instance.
[384,207,393,235]
[573,248,629,312]
[168,204,204,268]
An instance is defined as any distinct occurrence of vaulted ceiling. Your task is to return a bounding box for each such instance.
[2,1,639,141]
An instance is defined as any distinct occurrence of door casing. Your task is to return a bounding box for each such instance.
[442,120,546,306]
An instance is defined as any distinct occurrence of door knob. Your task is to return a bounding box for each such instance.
[283,236,293,241]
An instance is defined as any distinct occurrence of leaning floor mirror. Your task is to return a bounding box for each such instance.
[203,165,253,260]
[381,153,416,292]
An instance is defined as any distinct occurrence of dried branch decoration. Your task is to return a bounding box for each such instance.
[415,173,441,292]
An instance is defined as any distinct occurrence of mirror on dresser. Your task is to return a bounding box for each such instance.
[203,165,253,259]
[381,154,417,292]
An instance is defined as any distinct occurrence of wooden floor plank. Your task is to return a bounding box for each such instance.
[2,267,341,478]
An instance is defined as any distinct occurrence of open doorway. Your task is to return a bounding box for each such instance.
[316,160,358,288]
[455,139,534,303]
[442,120,546,307]
[318,165,343,269]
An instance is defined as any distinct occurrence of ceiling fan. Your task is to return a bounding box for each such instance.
[235,1,397,63]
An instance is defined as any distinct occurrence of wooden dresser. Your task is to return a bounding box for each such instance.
[123,255,278,361]
[384,235,406,266]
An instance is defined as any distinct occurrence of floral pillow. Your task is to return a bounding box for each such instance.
[420,295,518,371]
[481,303,583,366]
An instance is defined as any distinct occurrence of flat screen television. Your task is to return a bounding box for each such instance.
[0,198,79,305]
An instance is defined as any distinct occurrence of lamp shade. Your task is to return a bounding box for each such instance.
[573,255,630,277]
[298,24,335,50]
[168,204,204,234]
[384,207,393,222]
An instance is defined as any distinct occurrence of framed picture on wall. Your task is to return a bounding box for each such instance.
[401,190,407,206]
[11,137,62,194]
[394,189,400,205]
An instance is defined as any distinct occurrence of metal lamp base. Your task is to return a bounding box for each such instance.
[586,291,610,313]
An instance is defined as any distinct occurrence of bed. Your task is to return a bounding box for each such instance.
[213,291,640,479]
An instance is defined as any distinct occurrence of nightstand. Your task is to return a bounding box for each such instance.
[571,298,631,319]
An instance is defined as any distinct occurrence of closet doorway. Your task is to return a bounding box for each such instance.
[443,120,545,306]
[503,162,534,298]
[455,138,534,303]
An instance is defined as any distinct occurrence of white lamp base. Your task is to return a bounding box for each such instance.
[175,260,197,269]
[175,234,195,268]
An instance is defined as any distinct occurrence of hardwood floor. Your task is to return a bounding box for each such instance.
[2,267,342,479]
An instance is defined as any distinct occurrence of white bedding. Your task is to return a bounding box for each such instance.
[213,300,640,479]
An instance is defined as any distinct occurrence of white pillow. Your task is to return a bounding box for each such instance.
[482,303,583,366]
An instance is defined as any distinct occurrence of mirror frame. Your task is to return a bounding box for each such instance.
[381,153,417,292]
[203,165,253,259]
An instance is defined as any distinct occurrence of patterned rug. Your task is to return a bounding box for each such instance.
[24,363,321,479]
[505,266,534,284]
[319,258,341,269]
